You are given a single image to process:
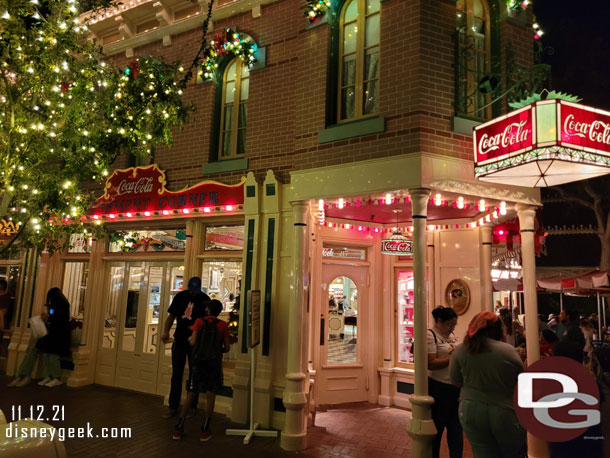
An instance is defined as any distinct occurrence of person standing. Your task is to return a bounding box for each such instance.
[556,309,585,347]
[427,307,461,458]
[449,311,526,458]
[8,288,71,387]
[161,276,209,418]
[173,300,230,441]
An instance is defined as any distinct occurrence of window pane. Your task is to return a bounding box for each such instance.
[103,266,123,349]
[363,80,378,115]
[222,131,232,157]
[341,87,356,120]
[240,77,249,101]
[343,22,358,55]
[364,48,379,80]
[344,0,358,22]
[205,226,245,251]
[366,0,380,14]
[201,260,242,312]
[237,129,246,155]
[365,13,379,48]
[238,103,247,129]
[226,60,237,82]
[63,262,88,320]
[143,266,163,354]
[223,105,233,131]
[224,81,235,104]
[342,55,356,86]
[327,276,358,365]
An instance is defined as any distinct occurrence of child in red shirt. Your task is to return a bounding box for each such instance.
[173,299,230,441]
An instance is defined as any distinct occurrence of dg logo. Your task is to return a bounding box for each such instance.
[513,356,601,442]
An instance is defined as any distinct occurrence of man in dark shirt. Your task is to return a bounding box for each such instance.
[556,309,585,348]
[161,276,209,418]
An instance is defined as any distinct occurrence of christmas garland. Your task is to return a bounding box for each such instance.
[305,0,331,22]
[199,29,257,81]
[507,0,530,12]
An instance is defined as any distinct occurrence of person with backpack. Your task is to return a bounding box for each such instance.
[161,276,210,419]
[427,306,461,458]
[173,299,230,442]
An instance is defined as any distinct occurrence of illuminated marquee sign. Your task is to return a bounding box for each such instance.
[474,100,610,187]
[90,165,244,218]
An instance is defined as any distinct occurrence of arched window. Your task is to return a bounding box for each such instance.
[219,58,250,158]
[338,0,380,121]
[456,0,491,120]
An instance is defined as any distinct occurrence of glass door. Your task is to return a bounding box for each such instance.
[396,269,414,366]
[156,263,184,396]
[317,263,368,404]
[95,263,125,386]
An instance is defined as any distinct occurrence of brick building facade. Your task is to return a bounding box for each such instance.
[5,0,542,453]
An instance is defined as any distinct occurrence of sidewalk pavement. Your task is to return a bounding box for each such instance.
[1,376,471,457]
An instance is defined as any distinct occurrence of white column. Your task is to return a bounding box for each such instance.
[281,202,309,451]
[516,204,548,458]
[479,225,493,312]
[406,188,436,458]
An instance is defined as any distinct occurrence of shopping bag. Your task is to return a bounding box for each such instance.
[29,315,48,339]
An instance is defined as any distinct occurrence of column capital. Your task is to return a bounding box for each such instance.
[291,201,309,226]
[516,204,538,231]
[408,188,430,215]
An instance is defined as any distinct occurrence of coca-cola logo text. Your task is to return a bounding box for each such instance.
[381,240,412,254]
[563,114,610,145]
[115,177,154,196]
[478,120,531,156]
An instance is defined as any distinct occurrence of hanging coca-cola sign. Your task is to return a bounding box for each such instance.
[381,239,413,256]
[475,106,534,163]
[474,99,610,187]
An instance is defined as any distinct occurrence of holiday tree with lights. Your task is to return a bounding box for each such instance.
[0,0,203,253]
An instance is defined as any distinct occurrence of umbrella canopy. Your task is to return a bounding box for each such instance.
[493,278,523,292]
[537,270,610,295]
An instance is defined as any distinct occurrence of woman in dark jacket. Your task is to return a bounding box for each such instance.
[9,288,72,387]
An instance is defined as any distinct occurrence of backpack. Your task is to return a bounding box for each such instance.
[192,318,222,365]
[410,329,437,355]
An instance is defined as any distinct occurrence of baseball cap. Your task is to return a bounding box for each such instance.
[187,277,202,293]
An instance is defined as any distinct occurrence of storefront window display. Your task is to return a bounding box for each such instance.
[109,229,186,253]
[327,276,358,364]
[204,225,244,251]
[396,270,414,365]
[201,260,242,311]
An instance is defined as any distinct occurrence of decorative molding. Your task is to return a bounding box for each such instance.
[544,224,598,235]
[84,0,279,57]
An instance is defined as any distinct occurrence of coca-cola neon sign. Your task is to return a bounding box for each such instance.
[474,100,610,187]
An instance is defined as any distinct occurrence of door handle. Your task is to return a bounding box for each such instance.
[320,318,325,346]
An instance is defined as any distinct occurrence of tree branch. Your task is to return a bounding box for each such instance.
[553,187,594,210]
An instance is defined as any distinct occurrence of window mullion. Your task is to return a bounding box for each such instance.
[356,1,366,118]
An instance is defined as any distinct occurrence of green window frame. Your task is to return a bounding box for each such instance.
[455,0,501,121]
[218,58,250,159]
[337,0,380,122]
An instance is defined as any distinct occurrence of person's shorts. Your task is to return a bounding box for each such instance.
[187,360,223,394]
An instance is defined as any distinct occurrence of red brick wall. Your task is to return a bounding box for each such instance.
[104,0,535,189]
